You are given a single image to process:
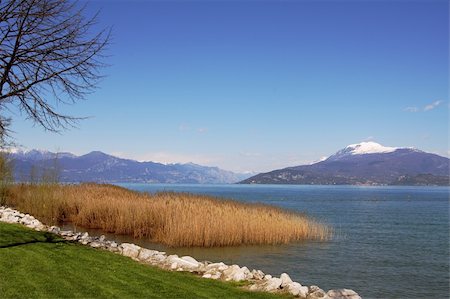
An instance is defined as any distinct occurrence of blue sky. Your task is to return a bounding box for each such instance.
[7,0,449,173]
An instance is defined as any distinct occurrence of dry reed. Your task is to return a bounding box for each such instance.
[6,183,331,247]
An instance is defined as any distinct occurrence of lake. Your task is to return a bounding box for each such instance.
[113,184,449,299]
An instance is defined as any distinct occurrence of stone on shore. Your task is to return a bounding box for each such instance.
[251,269,265,280]
[307,285,327,299]
[181,256,198,264]
[48,226,61,234]
[286,282,308,298]
[264,277,282,292]
[327,289,362,299]
[280,272,293,287]
[137,248,159,261]
[166,255,200,270]
[222,265,252,282]
[120,243,141,259]
[89,241,103,248]
[206,262,229,272]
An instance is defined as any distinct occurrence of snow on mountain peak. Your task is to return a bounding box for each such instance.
[345,141,398,155]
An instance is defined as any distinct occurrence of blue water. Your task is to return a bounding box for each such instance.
[117,184,449,299]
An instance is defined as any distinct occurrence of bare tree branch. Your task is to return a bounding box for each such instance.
[0,0,110,141]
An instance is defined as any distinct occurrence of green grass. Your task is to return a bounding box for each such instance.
[0,222,281,299]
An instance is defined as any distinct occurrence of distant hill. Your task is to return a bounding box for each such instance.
[9,149,250,184]
[240,142,450,186]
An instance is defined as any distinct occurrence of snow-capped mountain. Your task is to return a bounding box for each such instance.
[327,141,399,160]
[8,150,250,184]
[10,149,76,161]
[241,142,449,186]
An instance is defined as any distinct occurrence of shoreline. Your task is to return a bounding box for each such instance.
[0,206,361,299]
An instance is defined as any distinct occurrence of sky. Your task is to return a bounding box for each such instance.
[6,0,449,173]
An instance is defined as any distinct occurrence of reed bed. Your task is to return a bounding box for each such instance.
[5,183,331,247]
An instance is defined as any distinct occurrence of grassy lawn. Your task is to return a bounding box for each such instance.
[0,222,281,299]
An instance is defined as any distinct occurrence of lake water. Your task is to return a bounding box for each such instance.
[109,184,449,299]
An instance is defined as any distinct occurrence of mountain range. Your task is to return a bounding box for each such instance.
[6,142,449,186]
[9,150,251,184]
[240,142,449,186]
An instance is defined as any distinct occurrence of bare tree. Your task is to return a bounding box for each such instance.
[0,0,110,140]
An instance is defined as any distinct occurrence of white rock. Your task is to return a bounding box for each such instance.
[231,269,247,281]
[206,262,229,272]
[222,265,247,281]
[232,266,253,281]
[20,215,36,226]
[307,286,327,299]
[181,256,199,265]
[65,233,81,241]
[137,248,159,261]
[60,230,73,236]
[288,283,308,298]
[264,277,282,291]
[222,265,239,278]
[26,219,44,229]
[326,289,361,299]
[167,256,199,270]
[286,282,302,296]
[299,286,309,298]
[3,214,20,223]
[264,274,272,280]
[280,273,293,287]
[48,226,60,234]
[148,253,166,263]
[166,255,179,263]
[203,270,222,279]
[120,243,141,259]
[27,218,46,230]
[89,241,103,248]
[251,269,265,280]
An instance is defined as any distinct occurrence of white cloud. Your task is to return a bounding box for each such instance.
[178,123,191,131]
[404,106,419,113]
[197,128,208,134]
[424,100,443,111]
[404,100,444,113]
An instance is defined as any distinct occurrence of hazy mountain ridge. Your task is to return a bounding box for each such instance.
[9,150,250,184]
[240,142,450,186]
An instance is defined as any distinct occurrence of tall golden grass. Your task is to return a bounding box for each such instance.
[5,183,331,247]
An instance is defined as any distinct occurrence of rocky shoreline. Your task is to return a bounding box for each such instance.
[0,206,361,299]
